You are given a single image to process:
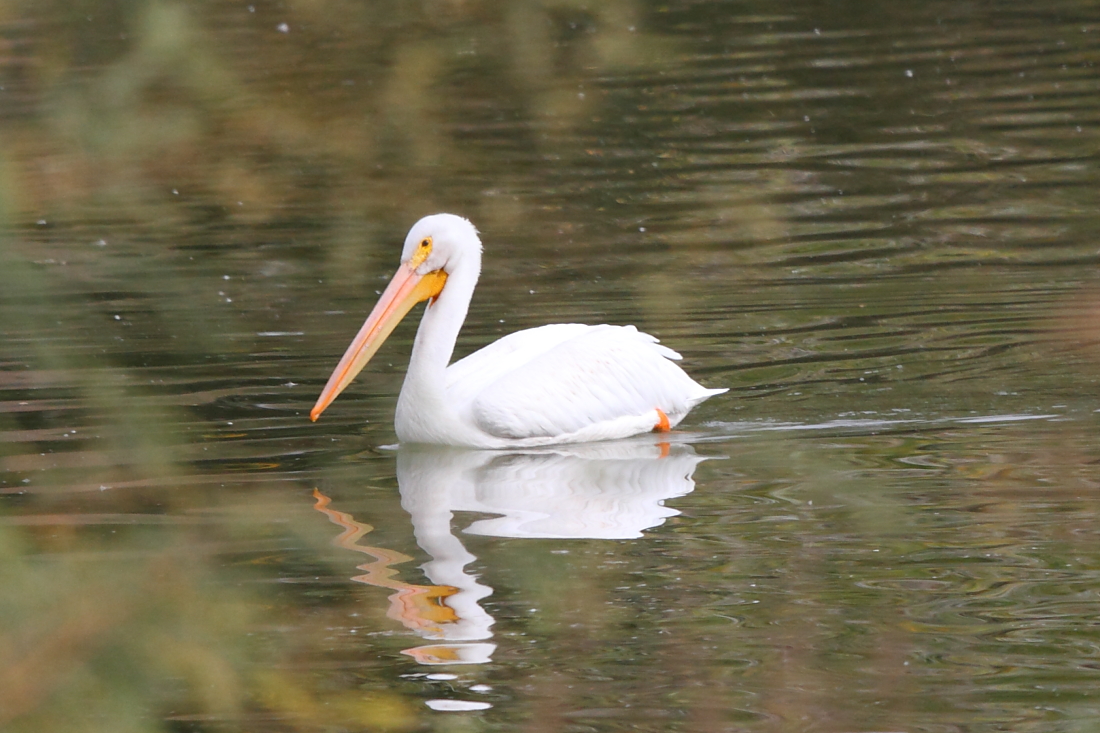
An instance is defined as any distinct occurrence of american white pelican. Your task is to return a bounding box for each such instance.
[310,214,726,447]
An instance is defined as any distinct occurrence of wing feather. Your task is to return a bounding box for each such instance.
[460,325,718,440]
[445,323,592,399]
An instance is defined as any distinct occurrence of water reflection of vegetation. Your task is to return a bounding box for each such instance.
[1,1,676,728]
[3,0,1100,729]
[0,509,416,731]
[4,0,669,230]
[0,250,414,729]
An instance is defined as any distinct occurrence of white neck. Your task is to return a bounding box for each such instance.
[394,252,481,442]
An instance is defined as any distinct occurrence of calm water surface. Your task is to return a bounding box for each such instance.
[2,1,1099,731]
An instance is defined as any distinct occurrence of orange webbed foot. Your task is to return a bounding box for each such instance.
[653,408,671,433]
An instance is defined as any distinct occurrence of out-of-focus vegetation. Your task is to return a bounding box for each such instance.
[1,0,668,229]
[0,1,672,729]
[0,527,417,732]
[2,0,1100,730]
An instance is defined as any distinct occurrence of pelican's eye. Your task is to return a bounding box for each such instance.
[409,235,434,268]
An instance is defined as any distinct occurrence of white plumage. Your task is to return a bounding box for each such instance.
[311,214,725,448]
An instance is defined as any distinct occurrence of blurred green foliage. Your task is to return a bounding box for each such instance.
[0,0,669,232]
[1,0,1099,731]
[0,1,671,729]
[0,522,417,732]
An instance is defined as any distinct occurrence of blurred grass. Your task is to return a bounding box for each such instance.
[0,1,669,729]
[0,205,417,730]
[0,0,672,231]
[0,520,418,732]
[1,0,1100,730]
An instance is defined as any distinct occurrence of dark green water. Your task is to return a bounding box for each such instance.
[2,1,1099,731]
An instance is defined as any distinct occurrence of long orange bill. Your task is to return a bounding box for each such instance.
[310,264,447,421]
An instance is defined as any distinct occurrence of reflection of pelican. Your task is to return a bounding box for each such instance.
[314,441,711,665]
[396,441,707,664]
[310,214,726,447]
[311,490,462,637]
[312,487,498,666]
[398,441,708,540]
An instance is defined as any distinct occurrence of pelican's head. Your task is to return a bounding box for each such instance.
[310,213,480,422]
[401,214,482,277]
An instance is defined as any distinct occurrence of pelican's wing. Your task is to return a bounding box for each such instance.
[445,323,593,398]
[458,325,724,441]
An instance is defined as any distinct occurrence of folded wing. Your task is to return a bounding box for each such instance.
[447,324,723,441]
